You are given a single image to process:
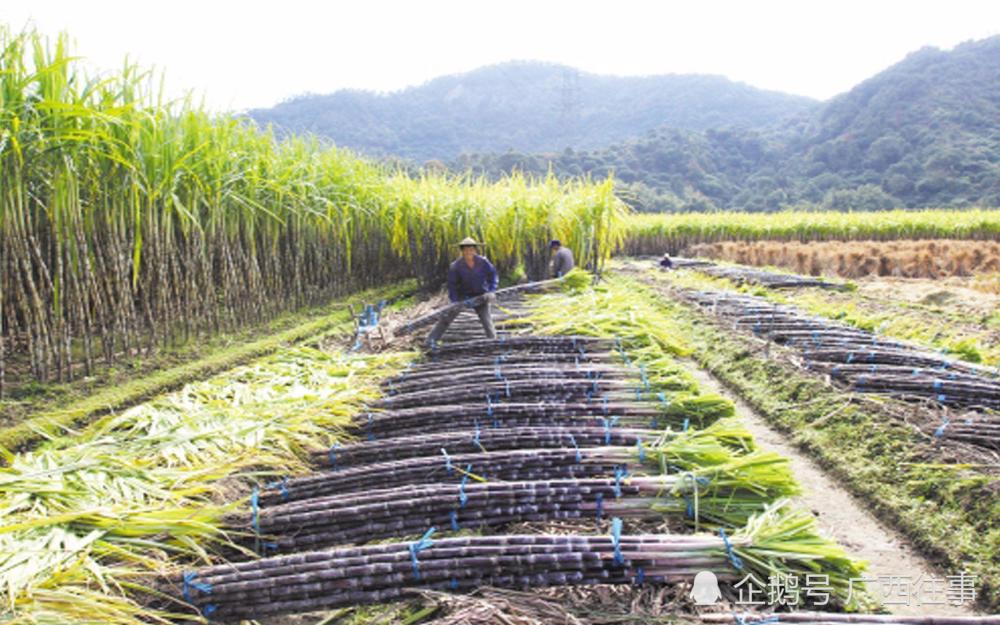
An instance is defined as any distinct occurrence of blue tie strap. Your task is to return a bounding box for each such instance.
[601,415,619,445]
[266,477,290,502]
[568,433,582,464]
[441,448,454,475]
[409,527,436,580]
[328,442,342,470]
[181,571,213,603]
[719,527,744,570]
[610,517,625,565]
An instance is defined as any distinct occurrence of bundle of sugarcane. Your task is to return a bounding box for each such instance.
[355,404,654,440]
[395,351,618,376]
[688,291,990,373]
[740,324,893,347]
[265,419,758,504]
[355,394,734,439]
[178,533,709,620]
[780,335,904,351]
[806,361,1000,411]
[311,425,651,468]
[738,319,862,334]
[314,417,753,469]
[697,265,842,290]
[391,358,694,396]
[233,452,798,552]
[685,289,1000,409]
[806,362,990,385]
[802,347,987,377]
[397,279,572,336]
[373,377,682,411]
[179,501,865,621]
[824,373,1000,409]
[851,374,1000,407]
[312,426,639,468]
[728,308,801,319]
[382,363,629,394]
[702,615,1000,625]
[934,415,1000,449]
[263,448,623,504]
[427,336,616,359]
[669,257,718,268]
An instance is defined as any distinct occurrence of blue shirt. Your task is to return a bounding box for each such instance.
[447,255,499,302]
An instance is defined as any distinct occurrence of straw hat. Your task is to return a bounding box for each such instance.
[457,237,481,248]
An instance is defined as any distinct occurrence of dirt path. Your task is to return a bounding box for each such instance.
[684,363,979,616]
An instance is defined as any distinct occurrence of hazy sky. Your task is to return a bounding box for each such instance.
[3,0,999,112]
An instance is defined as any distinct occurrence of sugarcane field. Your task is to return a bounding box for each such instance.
[3,5,1000,625]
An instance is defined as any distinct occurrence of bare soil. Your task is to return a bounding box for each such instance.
[855,276,1000,317]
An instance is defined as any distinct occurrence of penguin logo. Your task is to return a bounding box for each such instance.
[691,570,722,605]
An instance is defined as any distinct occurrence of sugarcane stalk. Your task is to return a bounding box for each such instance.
[396,280,568,336]
[701,616,1000,625]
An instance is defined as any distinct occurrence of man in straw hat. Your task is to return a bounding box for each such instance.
[426,237,499,345]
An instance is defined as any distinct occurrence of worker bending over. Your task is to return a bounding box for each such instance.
[426,237,498,345]
[550,239,575,277]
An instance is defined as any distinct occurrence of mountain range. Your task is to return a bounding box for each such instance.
[248,36,1000,210]
[248,62,816,162]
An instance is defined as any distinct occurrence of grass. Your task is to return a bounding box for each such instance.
[633,271,1000,611]
[0,281,417,456]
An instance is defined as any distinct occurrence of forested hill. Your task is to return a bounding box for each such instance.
[789,36,1000,208]
[246,61,818,162]
[455,37,1000,211]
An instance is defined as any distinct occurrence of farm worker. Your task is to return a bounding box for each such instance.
[550,239,575,277]
[426,237,498,345]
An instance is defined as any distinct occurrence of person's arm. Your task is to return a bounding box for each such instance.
[447,264,460,303]
[485,259,499,292]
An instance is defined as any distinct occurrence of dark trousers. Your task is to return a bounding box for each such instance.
[427,301,496,344]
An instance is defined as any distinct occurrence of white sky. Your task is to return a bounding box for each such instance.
[3,0,999,112]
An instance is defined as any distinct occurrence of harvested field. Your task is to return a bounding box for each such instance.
[688,240,1000,280]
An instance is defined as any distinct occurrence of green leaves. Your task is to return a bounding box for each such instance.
[0,344,416,623]
[733,499,870,608]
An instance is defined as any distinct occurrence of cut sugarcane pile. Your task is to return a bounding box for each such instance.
[239,457,799,552]
[666,259,847,290]
[701,615,1000,625]
[174,288,867,621]
[277,418,758,504]
[183,504,854,621]
[682,289,1000,451]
